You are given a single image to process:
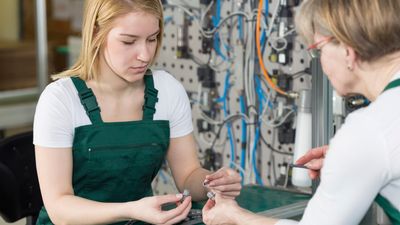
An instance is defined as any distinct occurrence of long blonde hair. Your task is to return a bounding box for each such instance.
[296,0,400,62]
[53,0,164,80]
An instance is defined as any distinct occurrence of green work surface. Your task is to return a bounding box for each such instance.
[235,185,311,212]
[181,185,311,225]
[193,185,310,212]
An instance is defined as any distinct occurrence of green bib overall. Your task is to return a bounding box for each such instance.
[374,78,400,225]
[36,70,170,225]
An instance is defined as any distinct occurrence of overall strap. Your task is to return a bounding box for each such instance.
[375,194,400,224]
[376,77,400,224]
[143,70,158,121]
[71,77,103,124]
[383,78,400,93]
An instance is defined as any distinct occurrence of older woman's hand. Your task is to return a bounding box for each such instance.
[202,193,240,225]
[296,145,329,179]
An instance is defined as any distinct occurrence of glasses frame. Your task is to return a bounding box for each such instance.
[307,36,334,58]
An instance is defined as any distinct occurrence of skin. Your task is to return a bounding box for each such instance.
[202,32,400,225]
[296,145,328,179]
[36,11,241,225]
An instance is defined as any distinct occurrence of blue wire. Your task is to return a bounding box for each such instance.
[215,71,235,168]
[238,16,244,41]
[255,75,274,109]
[261,31,267,54]
[211,0,228,61]
[158,169,169,184]
[164,16,173,25]
[239,95,247,184]
[252,126,263,185]
[222,71,235,168]
[252,76,272,185]
[260,0,269,54]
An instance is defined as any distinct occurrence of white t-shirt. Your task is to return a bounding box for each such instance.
[33,70,193,148]
[278,72,400,225]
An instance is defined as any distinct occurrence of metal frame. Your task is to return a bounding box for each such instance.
[257,201,309,219]
[311,57,333,149]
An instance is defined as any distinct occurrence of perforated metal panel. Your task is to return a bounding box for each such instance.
[153,0,312,195]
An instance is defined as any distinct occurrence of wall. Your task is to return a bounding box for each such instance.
[0,0,19,41]
[0,1,24,223]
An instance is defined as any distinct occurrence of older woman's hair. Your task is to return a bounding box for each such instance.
[53,0,164,80]
[296,0,400,62]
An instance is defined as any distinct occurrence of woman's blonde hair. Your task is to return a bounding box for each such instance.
[53,0,164,80]
[296,0,400,62]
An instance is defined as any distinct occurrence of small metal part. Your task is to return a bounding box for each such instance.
[207,191,215,201]
[287,91,299,99]
[350,98,365,106]
[181,189,190,203]
[289,163,308,169]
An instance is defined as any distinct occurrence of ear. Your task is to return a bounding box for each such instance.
[344,45,357,70]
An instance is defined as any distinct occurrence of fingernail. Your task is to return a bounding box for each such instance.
[203,179,209,186]
[176,193,183,199]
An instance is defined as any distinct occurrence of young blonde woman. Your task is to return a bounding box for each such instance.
[33,1,241,224]
[202,0,400,224]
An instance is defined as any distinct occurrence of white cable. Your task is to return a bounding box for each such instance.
[200,0,215,32]
[168,1,199,19]
[200,110,251,125]
[205,12,251,36]
[270,37,288,52]
[269,28,295,52]
[267,2,281,37]
[260,108,295,128]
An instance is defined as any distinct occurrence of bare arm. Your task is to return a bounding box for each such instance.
[167,133,242,201]
[166,133,210,201]
[36,146,191,225]
[35,146,136,225]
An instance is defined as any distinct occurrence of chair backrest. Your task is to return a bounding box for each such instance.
[0,131,43,224]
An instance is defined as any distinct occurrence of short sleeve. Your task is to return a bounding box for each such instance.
[167,76,193,138]
[152,71,193,138]
[33,81,75,148]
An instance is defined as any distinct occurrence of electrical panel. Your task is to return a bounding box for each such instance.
[153,0,313,195]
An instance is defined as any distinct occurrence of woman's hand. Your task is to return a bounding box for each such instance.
[296,145,329,179]
[202,193,240,225]
[132,194,192,224]
[204,167,242,199]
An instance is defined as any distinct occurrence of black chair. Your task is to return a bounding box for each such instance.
[0,131,43,225]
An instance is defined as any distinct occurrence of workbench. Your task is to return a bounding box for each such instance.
[179,185,311,225]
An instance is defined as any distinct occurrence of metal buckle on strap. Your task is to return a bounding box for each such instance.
[79,89,100,114]
[145,87,158,97]
[142,104,156,113]
[144,95,158,104]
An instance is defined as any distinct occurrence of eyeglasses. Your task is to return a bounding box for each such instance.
[307,36,334,58]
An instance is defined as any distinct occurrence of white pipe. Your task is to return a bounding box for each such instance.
[35,0,48,92]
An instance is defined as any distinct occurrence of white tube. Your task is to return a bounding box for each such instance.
[292,89,312,187]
